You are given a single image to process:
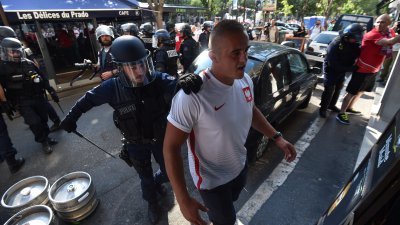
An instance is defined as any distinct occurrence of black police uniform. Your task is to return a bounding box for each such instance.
[320,37,361,112]
[64,72,176,203]
[0,59,52,144]
[25,48,61,129]
[140,35,155,55]
[98,47,115,80]
[179,37,199,73]
[198,31,210,52]
[154,45,179,77]
[0,114,17,159]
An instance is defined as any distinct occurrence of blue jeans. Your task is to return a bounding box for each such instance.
[127,141,169,203]
[0,114,17,160]
[199,165,248,225]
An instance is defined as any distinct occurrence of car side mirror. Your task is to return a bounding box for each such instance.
[310,67,322,74]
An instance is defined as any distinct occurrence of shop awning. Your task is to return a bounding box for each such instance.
[1,0,140,22]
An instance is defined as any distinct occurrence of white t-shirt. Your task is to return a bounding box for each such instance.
[310,25,322,40]
[167,68,254,190]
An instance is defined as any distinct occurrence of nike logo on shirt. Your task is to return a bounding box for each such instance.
[214,103,225,111]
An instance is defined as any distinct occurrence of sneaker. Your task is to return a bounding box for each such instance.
[319,109,327,118]
[346,108,361,114]
[336,113,350,125]
[328,106,340,113]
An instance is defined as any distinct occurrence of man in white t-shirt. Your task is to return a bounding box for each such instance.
[163,20,297,225]
[309,20,325,40]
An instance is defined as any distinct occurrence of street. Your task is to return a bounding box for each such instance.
[0,82,376,225]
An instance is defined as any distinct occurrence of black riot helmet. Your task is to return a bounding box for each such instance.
[120,23,139,36]
[341,23,365,43]
[166,22,175,32]
[140,22,154,37]
[177,23,193,37]
[0,37,25,62]
[153,29,173,47]
[95,25,114,46]
[202,22,211,31]
[0,26,17,41]
[111,36,155,87]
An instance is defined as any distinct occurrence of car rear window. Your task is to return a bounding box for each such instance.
[314,33,337,44]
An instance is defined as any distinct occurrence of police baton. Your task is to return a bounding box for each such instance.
[73,130,116,158]
[55,102,65,114]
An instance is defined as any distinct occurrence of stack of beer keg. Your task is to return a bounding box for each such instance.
[1,171,99,224]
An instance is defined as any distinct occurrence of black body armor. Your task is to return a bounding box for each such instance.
[112,77,171,143]
[0,59,46,101]
[154,46,178,77]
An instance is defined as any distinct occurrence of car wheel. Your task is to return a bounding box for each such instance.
[298,90,313,109]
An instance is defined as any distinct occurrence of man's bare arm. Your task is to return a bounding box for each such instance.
[0,84,7,101]
[376,35,400,46]
[163,122,208,225]
[163,122,191,203]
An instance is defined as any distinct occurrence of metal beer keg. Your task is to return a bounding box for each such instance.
[48,171,98,222]
[3,205,57,225]
[1,176,50,213]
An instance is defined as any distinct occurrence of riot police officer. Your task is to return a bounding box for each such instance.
[120,22,140,36]
[139,22,155,54]
[153,29,179,77]
[0,38,58,154]
[59,36,202,224]
[198,22,211,52]
[95,25,118,81]
[0,26,24,170]
[177,23,199,73]
[319,23,363,118]
[0,26,61,132]
[165,22,176,47]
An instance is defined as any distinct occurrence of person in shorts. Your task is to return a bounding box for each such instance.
[337,14,400,125]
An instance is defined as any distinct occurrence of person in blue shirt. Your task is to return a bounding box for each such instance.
[60,35,202,224]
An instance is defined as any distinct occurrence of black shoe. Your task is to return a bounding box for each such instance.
[328,106,340,113]
[319,109,327,118]
[47,137,58,145]
[49,122,61,132]
[148,202,161,224]
[42,141,53,154]
[8,157,25,174]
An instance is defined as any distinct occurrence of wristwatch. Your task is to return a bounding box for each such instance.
[271,131,283,141]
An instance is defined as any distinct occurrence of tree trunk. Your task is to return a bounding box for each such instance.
[147,0,164,29]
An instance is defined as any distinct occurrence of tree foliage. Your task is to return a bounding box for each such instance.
[278,0,379,19]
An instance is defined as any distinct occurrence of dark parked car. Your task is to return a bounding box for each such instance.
[188,41,320,163]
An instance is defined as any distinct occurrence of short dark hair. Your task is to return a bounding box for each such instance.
[210,20,246,52]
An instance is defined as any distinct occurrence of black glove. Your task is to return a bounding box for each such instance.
[49,91,59,103]
[60,116,77,133]
[1,101,16,120]
[175,73,203,95]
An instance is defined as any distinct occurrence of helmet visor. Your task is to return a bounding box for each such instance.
[1,47,25,62]
[121,56,155,87]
